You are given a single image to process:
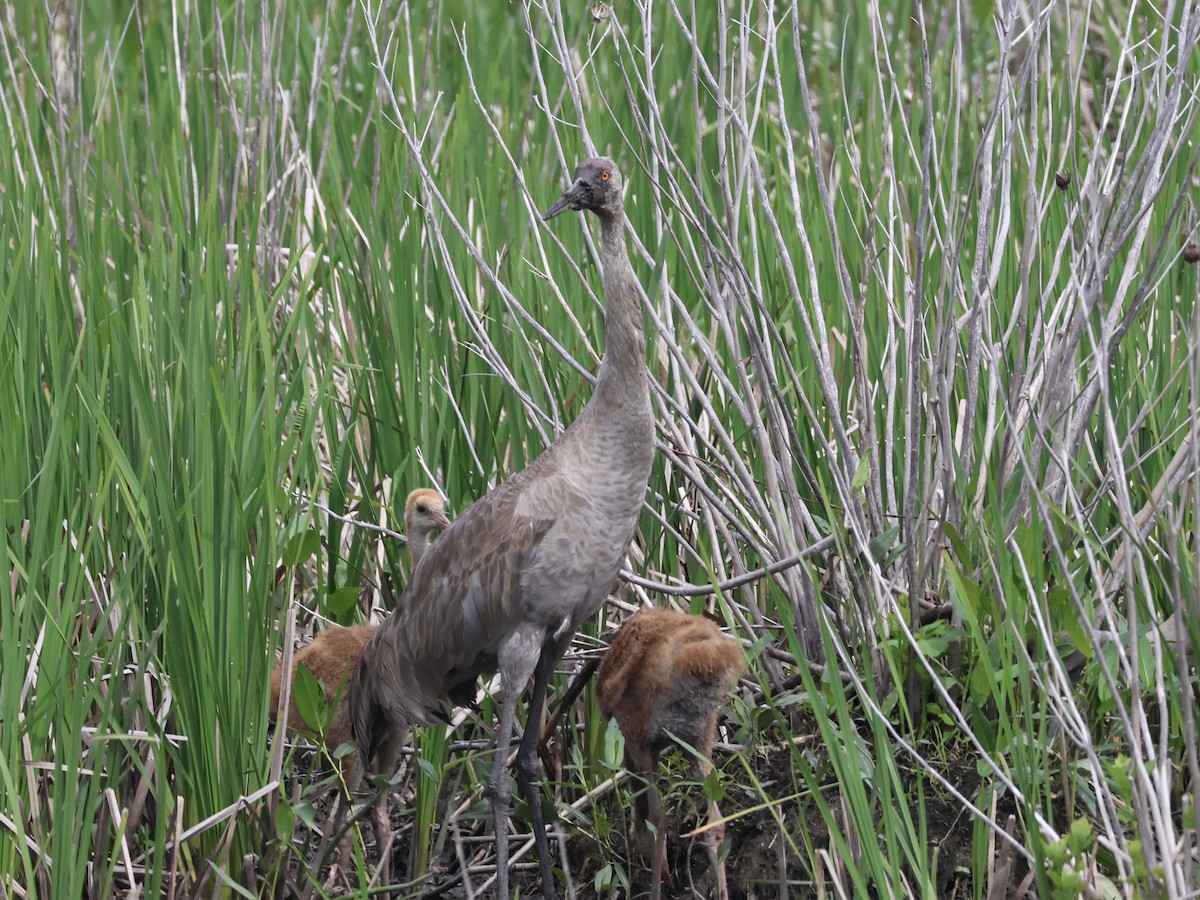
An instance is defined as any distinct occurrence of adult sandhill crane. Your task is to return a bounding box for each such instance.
[596,608,744,900]
[269,488,452,788]
[350,157,654,900]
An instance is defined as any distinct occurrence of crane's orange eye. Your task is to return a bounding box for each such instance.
[601,170,610,181]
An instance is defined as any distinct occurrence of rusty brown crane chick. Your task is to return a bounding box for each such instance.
[596,608,744,900]
[269,489,452,788]
[351,158,654,900]
[401,488,452,568]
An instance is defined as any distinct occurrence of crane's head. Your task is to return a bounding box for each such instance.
[542,157,623,220]
[404,489,452,541]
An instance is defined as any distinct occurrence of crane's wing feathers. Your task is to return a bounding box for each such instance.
[353,486,557,740]
[416,509,548,640]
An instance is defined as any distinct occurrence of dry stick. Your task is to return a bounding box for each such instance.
[619,536,833,598]
[268,605,297,796]
[367,818,403,898]
[953,0,1032,520]
[19,623,46,864]
[452,26,603,405]
[434,776,626,900]
[1017,8,1196,518]
[866,13,905,522]
[160,783,279,855]
[596,56,784,533]
[647,5,830,529]
[167,796,182,900]
[1102,417,1200,599]
[354,24,568,452]
[1063,174,1200,523]
[451,823,479,900]
[900,0,939,721]
[758,29,882,635]
[993,1,1089,501]
[985,814,1019,900]
[0,811,44,864]
[779,38,864,500]
[1067,49,1200,880]
[977,3,1041,519]
[1168,504,1200,891]
[1097,386,1185,889]
[787,2,887,543]
[1065,139,1200,499]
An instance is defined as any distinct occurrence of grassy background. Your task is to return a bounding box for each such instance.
[2,0,1199,896]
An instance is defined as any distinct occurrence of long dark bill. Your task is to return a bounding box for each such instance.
[542,181,584,220]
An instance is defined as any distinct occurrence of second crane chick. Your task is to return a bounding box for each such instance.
[596,607,744,900]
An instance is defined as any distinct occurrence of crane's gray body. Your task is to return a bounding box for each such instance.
[351,160,653,900]
[364,381,653,731]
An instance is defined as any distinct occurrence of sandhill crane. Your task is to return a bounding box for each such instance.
[269,488,452,787]
[596,608,744,900]
[350,157,654,900]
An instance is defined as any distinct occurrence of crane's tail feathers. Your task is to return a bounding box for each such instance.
[349,632,382,761]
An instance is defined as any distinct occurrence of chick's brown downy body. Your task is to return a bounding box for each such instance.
[596,608,744,900]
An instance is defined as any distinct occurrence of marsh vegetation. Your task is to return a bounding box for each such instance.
[2,0,1199,896]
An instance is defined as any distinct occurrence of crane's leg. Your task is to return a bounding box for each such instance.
[490,628,543,900]
[514,642,567,900]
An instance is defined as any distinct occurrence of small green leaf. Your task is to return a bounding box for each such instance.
[851,449,872,491]
[594,863,613,893]
[914,620,958,658]
[208,863,260,898]
[293,664,327,734]
[1067,816,1094,854]
[944,554,984,628]
[417,756,440,782]
[702,767,724,803]
[941,521,971,568]
[273,798,295,841]
[327,585,360,616]
[868,524,902,566]
[601,717,624,769]
[284,529,321,567]
[293,801,316,828]
[969,661,992,703]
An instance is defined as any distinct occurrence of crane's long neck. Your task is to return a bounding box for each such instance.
[593,210,649,410]
[547,205,654,513]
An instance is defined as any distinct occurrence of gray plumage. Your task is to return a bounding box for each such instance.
[350,157,654,900]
